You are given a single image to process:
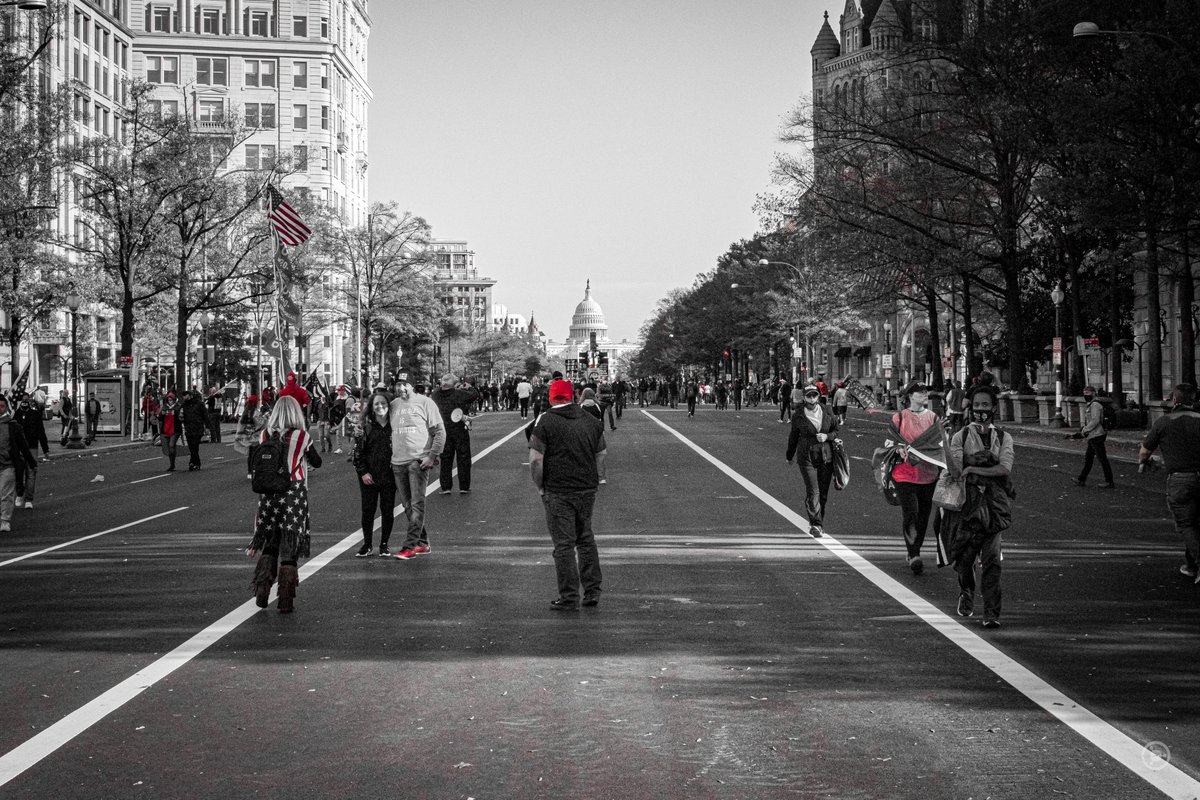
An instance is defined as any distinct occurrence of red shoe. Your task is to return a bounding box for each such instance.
[394,548,417,560]
[412,544,431,556]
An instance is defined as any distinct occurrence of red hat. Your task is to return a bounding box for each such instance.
[548,379,574,405]
[286,372,297,383]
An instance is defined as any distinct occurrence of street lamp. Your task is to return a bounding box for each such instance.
[882,319,893,408]
[0,2,49,9]
[197,311,214,390]
[1072,21,1181,47]
[65,287,85,449]
[1050,284,1066,427]
[1116,338,1148,426]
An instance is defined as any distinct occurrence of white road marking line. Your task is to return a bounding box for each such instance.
[133,456,162,463]
[641,409,1200,799]
[0,507,189,569]
[130,474,171,485]
[0,424,531,788]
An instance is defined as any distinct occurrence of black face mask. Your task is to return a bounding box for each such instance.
[971,409,994,426]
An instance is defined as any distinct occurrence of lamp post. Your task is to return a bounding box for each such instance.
[65,288,85,449]
[0,1,49,9]
[198,311,214,392]
[1050,285,1066,427]
[1116,338,1148,426]
[883,319,893,409]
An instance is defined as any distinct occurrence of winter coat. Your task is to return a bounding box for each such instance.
[352,417,395,486]
[786,403,840,466]
[179,395,209,438]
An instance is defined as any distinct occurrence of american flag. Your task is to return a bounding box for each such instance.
[266,186,311,246]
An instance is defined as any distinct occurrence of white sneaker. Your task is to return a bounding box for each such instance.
[23,500,32,509]
[334,448,343,454]
[0,522,10,532]
[14,496,24,508]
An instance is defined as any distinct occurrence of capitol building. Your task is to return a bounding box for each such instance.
[547,281,640,379]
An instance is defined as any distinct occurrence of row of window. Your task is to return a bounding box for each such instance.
[73,9,129,68]
[144,55,331,91]
[144,6,328,40]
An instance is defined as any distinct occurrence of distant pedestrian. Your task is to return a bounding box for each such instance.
[1138,384,1200,584]
[158,390,181,471]
[277,371,311,413]
[888,382,943,575]
[205,390,222,442]
[246,396,321,613]
[352,390,396,557]
[517,377,533,418]
[84,392,101,444]
[832,381,849,425]
[432,374,479,495]
[15,395,49,461]
[686,379,699,417]
[179,390,209,471]
[529,379,607,610]
[389,374,446,560]
[785,383,840,537]
[946,384,1014,628]
[58,390,74,446]
[944,379,965,433]
[0,395,37,532]
[778,376,793,423]
[1071,386,1114,489]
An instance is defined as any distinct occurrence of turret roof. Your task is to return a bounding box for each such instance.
[811,11,840,56]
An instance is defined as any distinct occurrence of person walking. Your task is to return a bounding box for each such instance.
[15,395,48,461]
[1138,384,1200,584]
[58,390,74,446]
[158,390,181,471]
[432,374,479,495]
[686,379,699,418]
[778,376,793,423]
[517,376,533,419]
[352,390,396,557]
[1072,386,1115,489]
[179,390,209,471]
[785,383,840,537]
[390,374,446,560]
[14,397,44,509]
[832,381,849,425]
[0,395,38,532]
[598,380,617,430]
[84,392,101,444]
[944,379,965,434]
[246,396,321,613]
[887,382,943,575]
[529,379,607,610]
[205,389,222,443]
[946,383,1014,628]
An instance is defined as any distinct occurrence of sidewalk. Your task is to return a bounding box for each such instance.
[37,425,241,462]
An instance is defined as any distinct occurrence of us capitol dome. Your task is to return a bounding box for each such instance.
[549,280,639,378]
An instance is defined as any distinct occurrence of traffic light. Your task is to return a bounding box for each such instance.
[598,352,609,367]
[579,350,589,363]
[723,349,730,358]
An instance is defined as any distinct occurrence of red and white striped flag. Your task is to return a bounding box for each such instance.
[266,185,311,246]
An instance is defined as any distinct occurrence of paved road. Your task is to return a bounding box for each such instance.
[0,407,1196,799]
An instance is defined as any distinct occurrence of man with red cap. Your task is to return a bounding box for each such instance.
[528,378,607,611]
[278,371,310,412]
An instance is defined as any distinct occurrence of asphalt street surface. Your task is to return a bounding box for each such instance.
[1,405,1197,799]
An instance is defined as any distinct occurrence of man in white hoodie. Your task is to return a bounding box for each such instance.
[389,374,446,560]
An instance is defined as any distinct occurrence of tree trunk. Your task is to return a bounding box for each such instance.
[924,283,943,388]
[175,252,189,390]
[961,272,979,379]
[1179,222,1196,387]
[121,283,135,358]
[1109,257,1124,407]
[1003,263,1027,390]
[1068,258,1084,394]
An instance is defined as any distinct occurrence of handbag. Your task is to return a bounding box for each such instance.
[932,470,965,510]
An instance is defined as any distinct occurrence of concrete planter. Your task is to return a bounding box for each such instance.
[1037,396,1061,426]
[998,393,1015,422]
[1012,395,1040,424]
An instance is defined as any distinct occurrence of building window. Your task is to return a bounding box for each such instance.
[293,144,308,169]
[320,63,329,89]
[320,17,328,38]
[147,99,179,118]
[320,105,328,130]
[321,146,329,170]
[246,10,269,37]
[199,7,221,34]
[145,56,178,85]
[197,99,223,123]
[293,61,307,88]
[245,102,276,129]
[244,59,276,88]
[293,104,307,130]
[195,57,227,86]
[151,6,172,32]
[246,144,276,170]
[292,16,307,37]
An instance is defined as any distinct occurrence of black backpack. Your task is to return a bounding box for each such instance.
[250,432,291,494]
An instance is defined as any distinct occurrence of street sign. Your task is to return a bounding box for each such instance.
[881,354,893,369]
[117,355,134,367]
[1078,336,1101,354]
[1052,336,1062,353]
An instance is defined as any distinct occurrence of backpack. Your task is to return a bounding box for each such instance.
[1100,401,1117,432]
[250,432,291,494]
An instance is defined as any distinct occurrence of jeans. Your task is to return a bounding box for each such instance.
[1166,472,1200,572]
[15,461,35,503]
[779,398,792,422]
[186,434,202,467]
[1079,435,1114,484]
[0,467,14,524]
[393,460,431,550]
[360,479,397,547]
[955,531,1003,621]
[160,433,179,467]
[798,461,833,527]
[895,481,936,558]
[519,397,530,418]
[542,489,602,601]
[440,428,472,491]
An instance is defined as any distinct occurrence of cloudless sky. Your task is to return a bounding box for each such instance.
[369,1,830,343]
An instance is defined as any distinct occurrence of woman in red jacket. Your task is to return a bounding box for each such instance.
[891,382,942,574]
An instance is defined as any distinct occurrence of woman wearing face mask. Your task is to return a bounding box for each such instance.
[946,384,1014,628]
[785,383,840,537]
[889,382,943,574]
[352,390,396,557]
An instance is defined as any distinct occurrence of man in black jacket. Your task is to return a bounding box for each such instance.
[529,379,607,611]
[432,374,480,495]
[785,383,841,537]
[0,395,38,532]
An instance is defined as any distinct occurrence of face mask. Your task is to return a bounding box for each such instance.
[1083,394,1094,403]
[971,409,994,426]
[804,394,819,406]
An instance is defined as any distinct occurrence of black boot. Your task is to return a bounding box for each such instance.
[251,555,277,608]
[277,564,298,613]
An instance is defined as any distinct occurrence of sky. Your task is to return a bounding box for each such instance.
[369,1,830,344]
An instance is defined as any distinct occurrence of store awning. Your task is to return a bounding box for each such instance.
[853,346,872,357]
[834,346,853,358]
